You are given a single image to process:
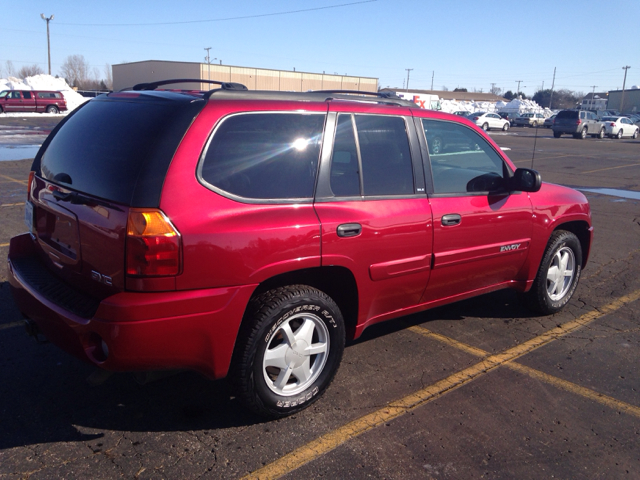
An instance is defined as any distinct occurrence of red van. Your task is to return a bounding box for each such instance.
[0,90,67,114]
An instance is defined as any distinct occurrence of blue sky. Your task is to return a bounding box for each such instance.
[2,0,638,96]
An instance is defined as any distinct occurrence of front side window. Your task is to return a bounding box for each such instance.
[23,91,32,100]
[329,114,414,197]
[200,113,325,200]
[422,119,509,195]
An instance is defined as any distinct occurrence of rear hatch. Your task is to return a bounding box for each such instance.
[554,110,579,128]
[25,92,206,302]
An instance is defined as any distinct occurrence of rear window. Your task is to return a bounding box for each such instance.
[556,110,578,119]
[199,113,325,201]
[37,97,203,206]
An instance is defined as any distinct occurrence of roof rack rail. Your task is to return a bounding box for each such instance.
[131,79,248,91]
[313,90,402,99]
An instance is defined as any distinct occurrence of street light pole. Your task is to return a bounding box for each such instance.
[40,14,54,75]
[405,68,413,93]
[204,47,212,81]
[620,66,630,113]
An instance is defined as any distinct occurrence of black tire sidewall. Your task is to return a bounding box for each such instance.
[534,232,582,313]
[238,287,345,417]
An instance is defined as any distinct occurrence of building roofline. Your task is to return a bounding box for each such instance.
[112,60,378,81]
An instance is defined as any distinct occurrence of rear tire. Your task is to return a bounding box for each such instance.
[579,128,587,139]
[45,105,59,114]
[553,131,562,138]
[519,230,582,315]
[616,129,623,139]
[230,285,345,418]
[482,123,489,131]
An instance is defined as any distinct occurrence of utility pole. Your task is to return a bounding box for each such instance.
[490,82,496,94]
[515,80,522,96]
[204,47,212,81]
[405,68,413,92]
[548,67,556,108]
[589,85,597,109]
[40,14,54,75]
[620,66,630,113]
[431,71,434,90]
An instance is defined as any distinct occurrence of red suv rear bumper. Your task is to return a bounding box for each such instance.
[8,233,255,379]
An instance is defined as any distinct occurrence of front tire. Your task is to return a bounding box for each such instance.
[502,122,509,131]
[520,230,582,315]
[231,285,345,418]
[597,127,605,139]
[553,131,562,138]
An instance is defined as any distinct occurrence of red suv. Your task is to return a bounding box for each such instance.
[8,80,592,418]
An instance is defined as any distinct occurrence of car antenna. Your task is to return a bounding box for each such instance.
[531,118,539,169]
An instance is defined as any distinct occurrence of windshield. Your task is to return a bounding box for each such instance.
[0,91,8,98]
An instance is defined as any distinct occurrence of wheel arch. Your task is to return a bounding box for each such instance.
[245,266,359,339]
[552,220,592,269]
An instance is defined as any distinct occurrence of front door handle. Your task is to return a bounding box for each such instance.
[337,223,362,237]
[441,214,461,226]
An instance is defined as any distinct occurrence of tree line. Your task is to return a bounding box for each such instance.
[2,55,112,91]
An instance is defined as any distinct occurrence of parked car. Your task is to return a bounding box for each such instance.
[601,116,640,139]
[468,111,510,131]
[8,79,592,418]
[498,112,519,125]
[552,109,606,139]
[0,90,67,114]
[452,110,470,116]
[543,114,557,128]
[513,113,546,127]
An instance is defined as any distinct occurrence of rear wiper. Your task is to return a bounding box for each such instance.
[52,190,123,212]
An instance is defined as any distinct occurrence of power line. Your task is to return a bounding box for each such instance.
[56,1,377,26]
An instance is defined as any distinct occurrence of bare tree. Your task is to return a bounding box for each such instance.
[18,64,44,78]
[60,54,91,88]
[4,60,16,77]
[490,85,502,96]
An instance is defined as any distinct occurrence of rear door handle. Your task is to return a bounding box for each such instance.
[337,223,362,237]
[441,214,461,226]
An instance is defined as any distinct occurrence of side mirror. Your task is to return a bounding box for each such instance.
[510,168,541,192]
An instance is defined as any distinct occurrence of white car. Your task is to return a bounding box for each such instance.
[601,116,640,139]
[468,112,510,131]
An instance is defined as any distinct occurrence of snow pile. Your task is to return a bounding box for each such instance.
[439,99,500,114]
[0,74,89,113]
[439,96,551,117]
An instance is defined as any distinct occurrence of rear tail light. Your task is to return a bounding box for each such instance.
[576,119,582,125]
[609,122,616,126]
[27,171,35,199]
[473,116,479,120]
[126,209,181,276]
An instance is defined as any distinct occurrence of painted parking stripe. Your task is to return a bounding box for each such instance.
[408,326,640,419]
[242,289,640,479]
[0,243,9,248]
[0,174,28,185]
[583,163,640,174]
[0,321,24,331]
[1,202,25,207]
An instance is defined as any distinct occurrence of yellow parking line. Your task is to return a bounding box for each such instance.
[583,163,640,174]
[0,243,9,248]
[0,321,24,331]
[242,289,640,480]
[1,202,25,207]
[0,174,28,185]
[409,326,640,420]
[507,362,640,419]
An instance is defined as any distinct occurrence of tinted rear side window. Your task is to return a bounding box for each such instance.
[38,97,203,206]
[200,113,325,200]
[556,110,578,119]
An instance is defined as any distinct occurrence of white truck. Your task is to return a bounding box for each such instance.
[393,91,441,110]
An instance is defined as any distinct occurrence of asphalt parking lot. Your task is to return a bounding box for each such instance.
[1,119,639,479]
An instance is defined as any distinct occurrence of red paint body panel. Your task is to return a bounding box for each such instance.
[7,92,593,382]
